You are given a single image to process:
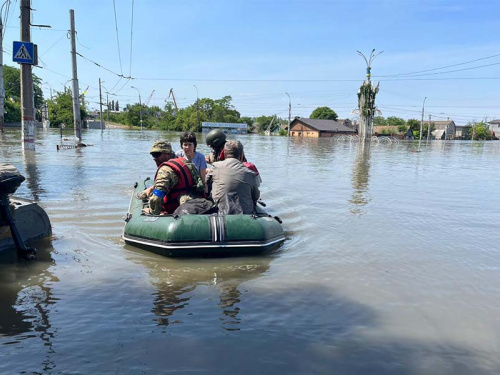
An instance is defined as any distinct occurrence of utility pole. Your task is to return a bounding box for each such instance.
[106,92,110,125]
[131,86,142,130]
[20,0,35,150]
[193,85,199,127]
[69,9,82,143]
[99,78,103,132]
[427,114,432,141]
[0,15,4,133]
[285,92,291,136]
[418,96,426,152]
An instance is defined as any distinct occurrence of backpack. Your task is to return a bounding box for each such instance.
[173,198,217,215]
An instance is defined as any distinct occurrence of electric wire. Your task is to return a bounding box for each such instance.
[112,0,124,76]
[375,52,500,77]
[129,0,134,77]
[76,52,131,79]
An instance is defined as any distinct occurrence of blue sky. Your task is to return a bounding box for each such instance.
[3,0,500,124]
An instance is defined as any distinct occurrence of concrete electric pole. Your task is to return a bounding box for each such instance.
[99,78,104,132]
[285,92,291,136]
[418,97,427,152]
[20,0,36,150]
[69,9,82,143]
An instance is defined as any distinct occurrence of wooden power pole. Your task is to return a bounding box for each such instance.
[69,9,82,143]
[20,0,36,150]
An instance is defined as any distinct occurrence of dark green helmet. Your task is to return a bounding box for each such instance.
[206,129,227,148]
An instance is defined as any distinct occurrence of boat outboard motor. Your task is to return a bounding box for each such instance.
[0,164,37,260]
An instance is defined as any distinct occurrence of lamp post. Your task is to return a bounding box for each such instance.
[131,86,143,130]
[193,85,199,127]
[285,92,291,136]
[418,96,427,152]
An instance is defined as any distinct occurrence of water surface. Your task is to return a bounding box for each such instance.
[1,129,499,374]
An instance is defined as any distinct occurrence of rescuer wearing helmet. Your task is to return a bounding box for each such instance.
[205,129,227,164]
[138,140,203,215]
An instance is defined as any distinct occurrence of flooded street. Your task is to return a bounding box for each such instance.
[1,128,500,374]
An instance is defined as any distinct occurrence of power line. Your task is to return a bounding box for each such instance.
[112,0,123,76]
[375,61,500,78]
[76,51,132,79]
[129,0,134,77]
[375,52,500,77]
[132,76,500,82]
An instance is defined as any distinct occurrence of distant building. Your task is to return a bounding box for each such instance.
[455,124,472,140]
[426,120,456,140]
[487,119,500,138]
[202,122,247,134]
[289,118,356,137]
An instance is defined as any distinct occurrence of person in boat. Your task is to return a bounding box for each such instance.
[139,140,203,215]
[205,129,227,164]
[206,140,260,215]
[205,129,260,185]
[175,132,208,194]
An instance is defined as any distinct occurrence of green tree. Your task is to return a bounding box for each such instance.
[406,119,420,131]
[240,116,255,133]
[48,88,88,127]
[310,106,338,121]
[397,124,407,133]
[374,116,385,126]
[386,116,405,126]
[469,121,494,140]
[3,64,44,122]
[254,115,274,133]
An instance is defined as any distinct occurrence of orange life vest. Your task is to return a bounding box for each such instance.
[154,157,196,213]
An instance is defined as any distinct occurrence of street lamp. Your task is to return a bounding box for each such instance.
[193,85,199,127]
[285,92,291,136]
[131,86,143,130]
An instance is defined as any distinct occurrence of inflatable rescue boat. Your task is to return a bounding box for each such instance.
[122,180,285,257]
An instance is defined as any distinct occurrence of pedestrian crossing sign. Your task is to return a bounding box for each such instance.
[13,41,37,65]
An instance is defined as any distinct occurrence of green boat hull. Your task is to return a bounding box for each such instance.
[122,181,285,257]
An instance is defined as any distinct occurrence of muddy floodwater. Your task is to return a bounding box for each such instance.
[1,128,499,374]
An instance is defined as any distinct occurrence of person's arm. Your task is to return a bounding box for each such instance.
[200,168,208,194]
[148,167,179,215]
[251,181,260,204]
[197,152,209,194]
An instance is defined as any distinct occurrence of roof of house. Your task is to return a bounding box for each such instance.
[373,126,400,132]
[487,119,500,125]
[291,118,355,133]
[423,120,455,126]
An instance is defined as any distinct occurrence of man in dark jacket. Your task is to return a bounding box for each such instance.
[206,140,260,214]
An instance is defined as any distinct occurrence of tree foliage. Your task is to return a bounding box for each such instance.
[109,95,247,132]
[374,116,385,126]
[47,88,88,128]
[406,119,420,131]
[310,106,338,121]
[386,116,405,126]
[469,121,495,140]
[3,64,44,122]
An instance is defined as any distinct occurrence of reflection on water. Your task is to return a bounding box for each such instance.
[0,242,56,368]
[350,142,371,214]
[22,149,45,202]
[124,246,271,332]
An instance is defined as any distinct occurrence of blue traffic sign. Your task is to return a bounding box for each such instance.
[13,41,35,64]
